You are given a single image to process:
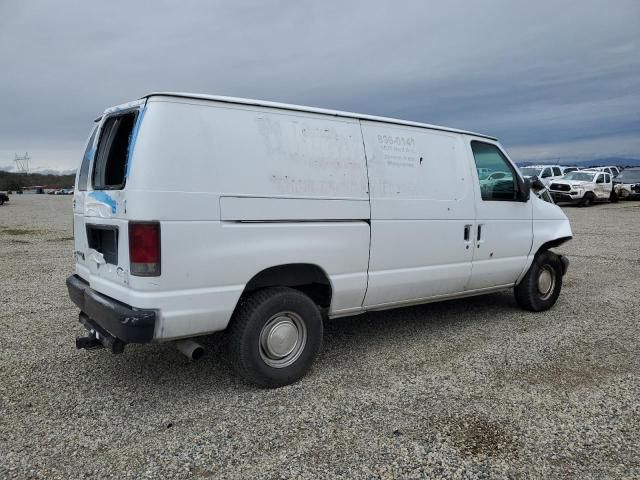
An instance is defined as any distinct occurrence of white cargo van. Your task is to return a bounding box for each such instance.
[68,93,572,387]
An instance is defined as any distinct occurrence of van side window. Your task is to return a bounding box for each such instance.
[471,141,517,201]
[92,112,138,190]
[78,126,97,191]
[552,167,561,176]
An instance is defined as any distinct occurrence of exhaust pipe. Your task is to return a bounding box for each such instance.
[175,339,204,361]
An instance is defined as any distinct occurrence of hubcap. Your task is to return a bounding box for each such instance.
[259,312,307,368]
[537,266,556,300]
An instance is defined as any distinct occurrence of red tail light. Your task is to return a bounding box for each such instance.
[129,221,161,276]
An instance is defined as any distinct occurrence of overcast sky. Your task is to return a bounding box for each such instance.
[1,0,639,172]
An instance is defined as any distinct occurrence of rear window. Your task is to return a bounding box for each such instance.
[77,126,97,191]
[92,112,138,190]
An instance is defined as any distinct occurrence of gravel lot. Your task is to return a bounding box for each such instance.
[1,194,639,479]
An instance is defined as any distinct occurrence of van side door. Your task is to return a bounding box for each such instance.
[361,122,476,307]
[466,140,533,290]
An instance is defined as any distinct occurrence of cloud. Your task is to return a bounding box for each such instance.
[0,0,638,170]
[507,133,640,163]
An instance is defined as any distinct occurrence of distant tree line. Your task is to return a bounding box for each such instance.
[0,171,75,191]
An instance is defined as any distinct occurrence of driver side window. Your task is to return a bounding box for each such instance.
[471,141,517,201]
[541,168,552,178]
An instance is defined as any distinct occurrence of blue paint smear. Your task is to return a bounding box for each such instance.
[89,191,117,214]
[126,104,147,178]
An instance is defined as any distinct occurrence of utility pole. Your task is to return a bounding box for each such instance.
[14,152,31,174]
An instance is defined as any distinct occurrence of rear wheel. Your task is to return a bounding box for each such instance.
[228,287,323,388]
[514,250,563,312]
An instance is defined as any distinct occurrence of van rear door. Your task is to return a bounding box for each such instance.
[73,99,147,296]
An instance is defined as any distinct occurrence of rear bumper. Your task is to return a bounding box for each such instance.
[66,274,156,347]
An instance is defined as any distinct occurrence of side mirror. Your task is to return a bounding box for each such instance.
[531,177,546,190]
[516,176,531,202]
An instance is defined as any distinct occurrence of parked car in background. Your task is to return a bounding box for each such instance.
[0,191,9,205]
[585,166,621,177]
[560,166,579,175]
[478,170,514,197]
[549,170,615,206]
[613,167,640,200]
[519,165,564,186]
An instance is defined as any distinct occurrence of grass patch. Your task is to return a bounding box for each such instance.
[0,227,47,236]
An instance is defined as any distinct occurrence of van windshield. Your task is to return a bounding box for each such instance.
[92,111,138,190]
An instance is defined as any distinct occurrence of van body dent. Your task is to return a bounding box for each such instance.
[68,93,572,387]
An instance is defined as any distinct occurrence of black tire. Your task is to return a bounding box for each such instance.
[579,192,594,207]
[610,188,619,203]
[228,287,323,388]
[514,250,563,312]
[0,199,4,206]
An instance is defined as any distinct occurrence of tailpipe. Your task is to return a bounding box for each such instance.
[175,339,204,361]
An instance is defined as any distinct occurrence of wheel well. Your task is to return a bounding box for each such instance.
[536,236,572,256]
[241,263,332,309]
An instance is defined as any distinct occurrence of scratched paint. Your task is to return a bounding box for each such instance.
[88,191,117,214]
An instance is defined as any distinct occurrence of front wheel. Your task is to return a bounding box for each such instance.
[514,251,563,312]
[580,192,594,207]
[228,287,323,388]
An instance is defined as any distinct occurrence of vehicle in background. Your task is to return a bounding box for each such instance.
[519,165,564,186]
[67,92,572,387]
[0,191,9,205]
[549,170,615,206]
[478,170,513,196]
[54,189,74,195]
[22,186,45,194]
[560,166,579,175]
[613,167,640,200]
[584,166,621,177]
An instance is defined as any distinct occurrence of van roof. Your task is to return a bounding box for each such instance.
[141,92,498,141]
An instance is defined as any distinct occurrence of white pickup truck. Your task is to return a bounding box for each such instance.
[549,170,615,206]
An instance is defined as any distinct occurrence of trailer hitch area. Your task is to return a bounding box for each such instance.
[76,335,104,350]
[76,313,125,354]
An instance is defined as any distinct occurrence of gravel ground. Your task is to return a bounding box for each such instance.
[1,195,639,479]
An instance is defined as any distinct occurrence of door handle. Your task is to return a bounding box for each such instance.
[464,224,471,241]
[477,224,483,242]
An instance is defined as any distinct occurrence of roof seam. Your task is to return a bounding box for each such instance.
[140,92,497,141]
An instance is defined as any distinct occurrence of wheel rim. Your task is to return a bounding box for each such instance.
[259,311,307,368]
[537,266,556,300]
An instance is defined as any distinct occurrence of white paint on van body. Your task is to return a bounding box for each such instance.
[73,93,572,341]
